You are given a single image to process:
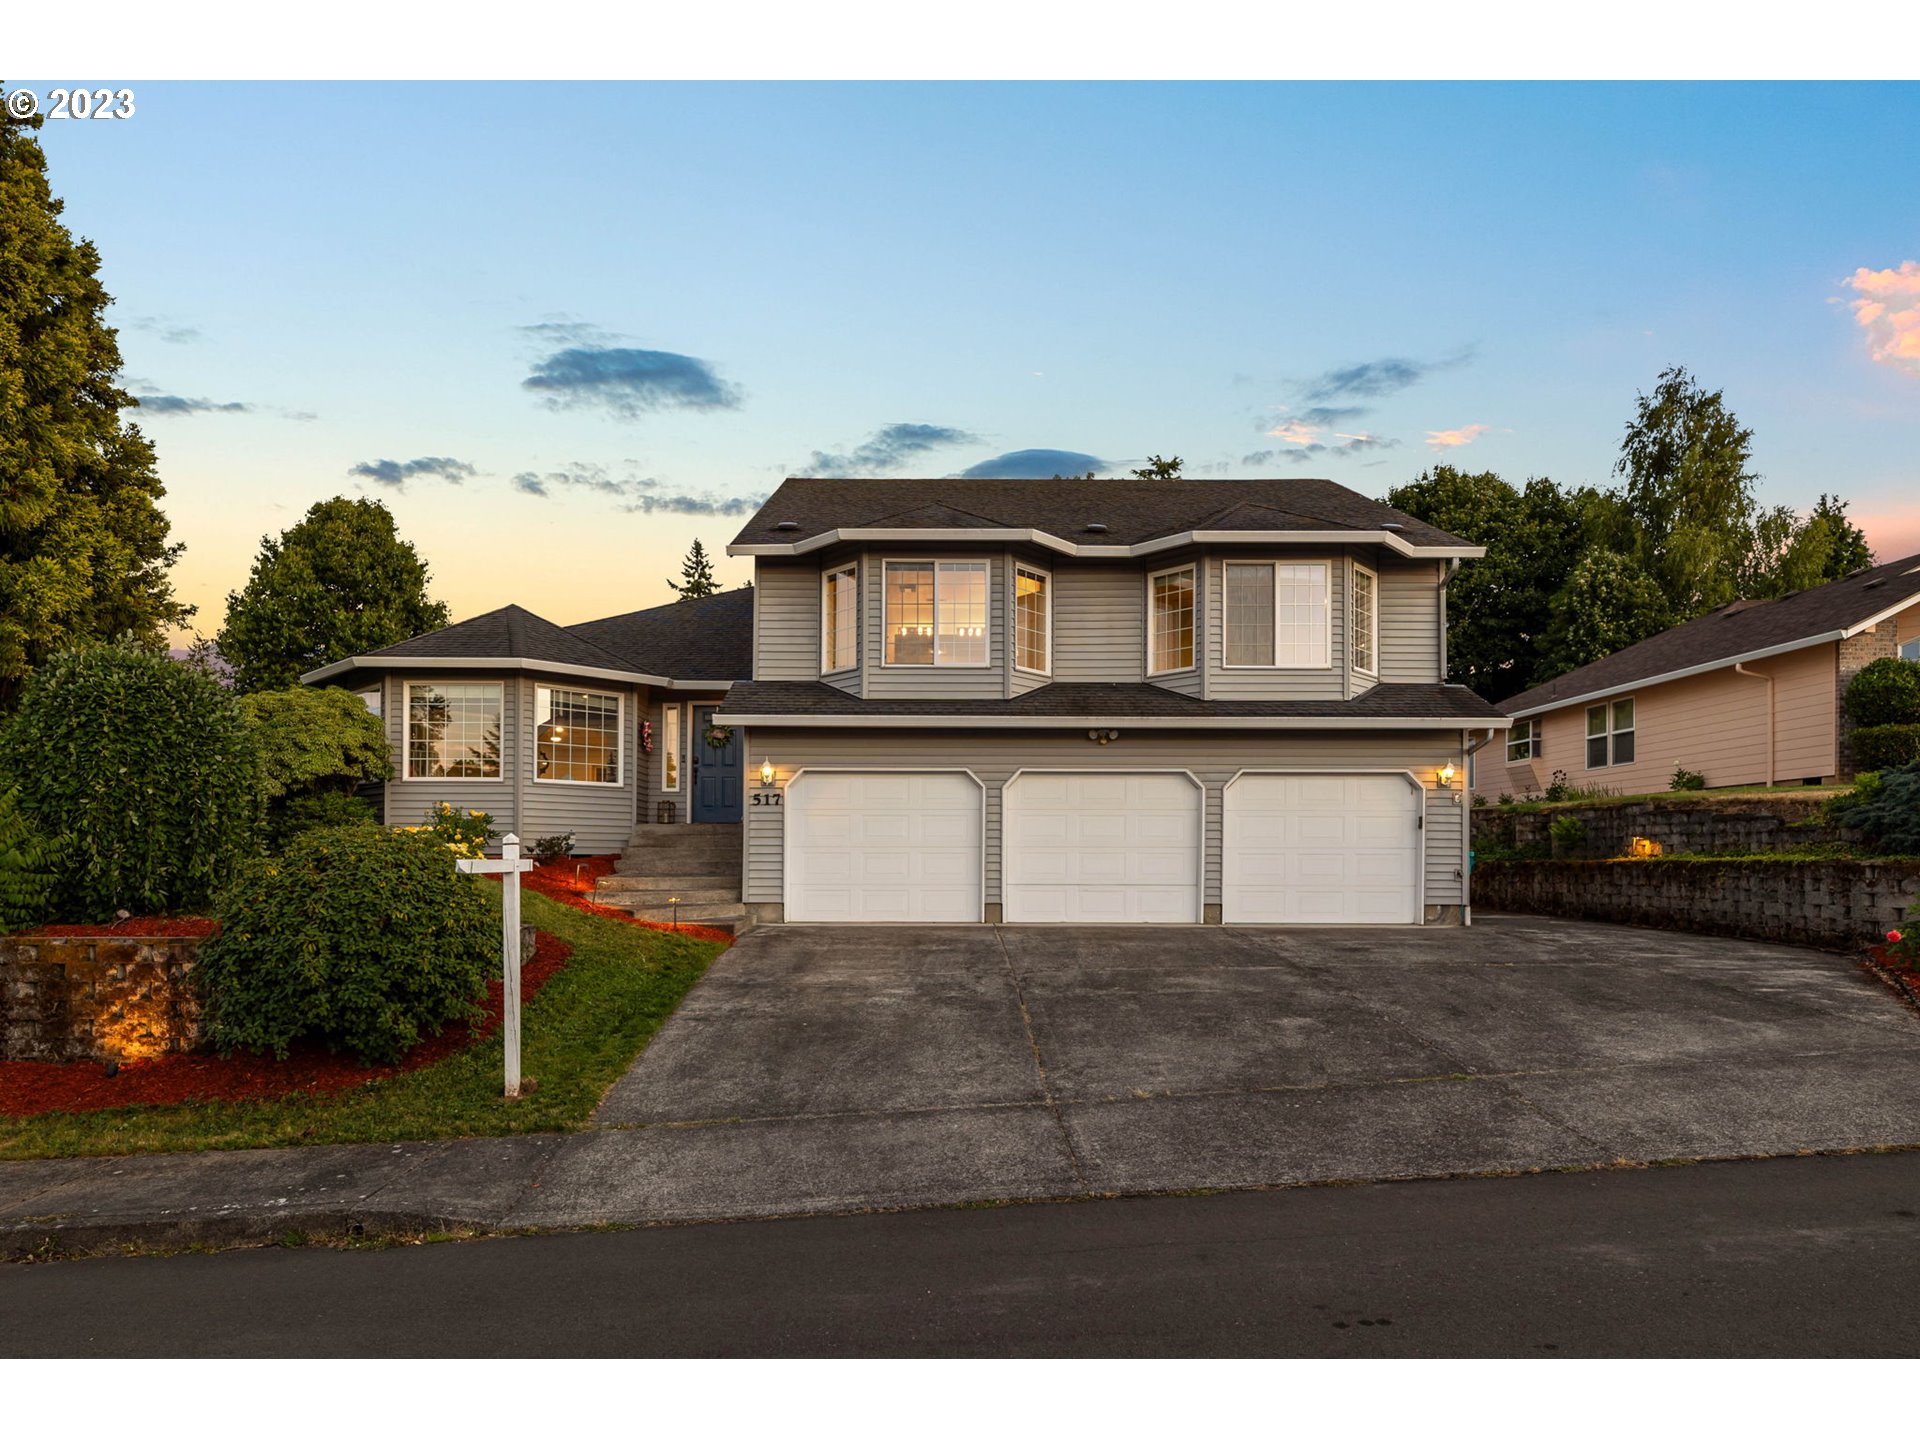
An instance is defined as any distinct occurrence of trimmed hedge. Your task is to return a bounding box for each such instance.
[1852,724,1920,773]
[196,826,495,1063]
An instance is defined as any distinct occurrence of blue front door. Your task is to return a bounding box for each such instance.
[691,705,744,822]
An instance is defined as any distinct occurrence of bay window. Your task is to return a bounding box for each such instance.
[535,686,622,785]
[1222,560,1330,668]
[405,682,503,780]
[1352,564,1378,675]
[884,559,988,666]
[1149,565,1197,674]
[1014,564,1051,674]
[822,563,857,673]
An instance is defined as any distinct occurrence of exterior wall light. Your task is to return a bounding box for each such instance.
[1437,762,1456,788]
[1087,729,1120,745]
[759,757,776,787]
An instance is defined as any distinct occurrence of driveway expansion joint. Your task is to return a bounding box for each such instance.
[995,925,1090,1187]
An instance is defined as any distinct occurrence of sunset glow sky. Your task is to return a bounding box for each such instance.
[21,80,1920,638]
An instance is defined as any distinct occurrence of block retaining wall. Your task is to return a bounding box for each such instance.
[1473,797,1842,858]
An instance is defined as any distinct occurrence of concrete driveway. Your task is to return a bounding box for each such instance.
[515,916,1920,1226]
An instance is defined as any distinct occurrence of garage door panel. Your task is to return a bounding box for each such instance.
[787,772,982,923]
[1004,772,1201,924]
[1224,773,1419,925]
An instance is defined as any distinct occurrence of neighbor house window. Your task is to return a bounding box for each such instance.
[1507,718,1538,763]
[535,686,622,785]
[1586,698,1636,768]
[1149,565,1197,674]
[884,560,988,666]
[1221,561,1330,668]
[1014,564,1050,674]
[405,682,503,780]
[660,704,681,791]
[1352,564,1378,675]
[822,563,857,674]
[1902,637,1920,662]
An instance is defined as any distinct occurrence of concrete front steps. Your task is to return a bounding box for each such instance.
[595,822,745,933]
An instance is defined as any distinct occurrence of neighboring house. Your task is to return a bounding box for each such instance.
[309,476,1508,926]
[1495,551,1920,797]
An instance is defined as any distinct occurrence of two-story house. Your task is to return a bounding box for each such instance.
[306,477,1505,927]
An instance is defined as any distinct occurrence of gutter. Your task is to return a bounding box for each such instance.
[729,526,1486,563]
[712,712,1509,731]
[300,655,729,692]
[1733,663,1776,786]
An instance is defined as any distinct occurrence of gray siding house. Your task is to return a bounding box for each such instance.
[309,476,1506,927]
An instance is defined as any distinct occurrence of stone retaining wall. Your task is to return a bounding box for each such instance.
[1473,796,1841,858]
[1473,858,1919,950]
[1,933,210,1062]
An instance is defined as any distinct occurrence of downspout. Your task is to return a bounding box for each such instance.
[1461,726,1500,927]
[1734,663,1775,787]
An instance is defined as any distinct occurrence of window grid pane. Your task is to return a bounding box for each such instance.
[1586,705,1608,738]
[407,683,501,779]
[537,687,620,784]
[1151,569,1195,673]
[1506,719,1535,764]
[1224,563,1274,667]
[885,563,935,665]
[823,567,856,672]
[936,562,988,666]
[1275,564,1329,667]
[1015,568,1048,672]
[1353,569,1377,673]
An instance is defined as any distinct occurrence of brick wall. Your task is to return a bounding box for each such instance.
[1473,795,1841,858]
[2,933,210,1063]
[1838,623,1900,778]
[1473,858,1919,949]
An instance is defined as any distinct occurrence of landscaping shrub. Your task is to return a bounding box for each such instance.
[239,687,390,851]
[397,801,495,859]
[1548,814,1588,858]
[197,826,495,1063]
[1829,759,1920,856]
[1669,764,1707,791]
[0,644,259,920]
[1844,657,1920,728]
[0,785,62,933]
[1851,724,1920,773]
[268,791,380,850]
[531,832,576,862]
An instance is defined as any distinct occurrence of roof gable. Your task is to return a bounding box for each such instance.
[360,604,636,672]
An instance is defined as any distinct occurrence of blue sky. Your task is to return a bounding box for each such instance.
[22,80,1920,635]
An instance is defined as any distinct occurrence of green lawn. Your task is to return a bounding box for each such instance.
[0,891,723,1161]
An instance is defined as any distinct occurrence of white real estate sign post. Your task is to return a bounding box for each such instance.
[457,832,538,1097]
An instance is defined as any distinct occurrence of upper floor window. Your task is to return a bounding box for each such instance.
[821,563,857,674]
[884,559,988,666]
[1586,698,1635,768]
[405,681,502,780]
[1014,564,1051,675]
[1507,718,1538,763]
[536,685,622,785]
[1149,565,1197,675]
[1352,564,1378,675]
[1223,560,1330,668]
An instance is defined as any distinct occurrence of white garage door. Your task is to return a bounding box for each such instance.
[1223,772,1420,925]
[1003,772,1202,923]
[785,771,982,923]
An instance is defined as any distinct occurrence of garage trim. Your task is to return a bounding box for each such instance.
[1002,768,1207,924]
[1222,768,1427,922]
[781,766,988,923]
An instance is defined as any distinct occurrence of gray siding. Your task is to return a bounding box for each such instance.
[1051,564,1146,683]
[754,562,825,681]
[1378,560,1443,683]
[862,549,1008,699]
[749,729,1468,912]
[1202,552,1346,701]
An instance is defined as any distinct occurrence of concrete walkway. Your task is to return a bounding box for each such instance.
[6,916,1920,1256]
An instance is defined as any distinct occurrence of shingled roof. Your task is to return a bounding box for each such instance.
[351,604,637,672]
[729,477,1477,554]
[1504,551,1920,718]
[717,679,1506,727]
[567,587,754,682]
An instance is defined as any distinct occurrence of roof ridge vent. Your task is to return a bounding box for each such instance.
[1084,522,1109,534]
[1381,522,1405,531]
[773,520,800,531]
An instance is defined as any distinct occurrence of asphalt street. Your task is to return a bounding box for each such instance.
[7,1149,1920,1356]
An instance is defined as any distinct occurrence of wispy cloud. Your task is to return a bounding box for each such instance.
[133,394,250,415]
[956,448,1109,479]
[1300,352,1469,404]
[1841,262,1920,376]
[520,320,742,419]
[807,422,979,475]
[512,461,762,516]
[125,316,203,344]
[349,456,477,488]
[1425,424,1492,449]
[1246,434,1399,467]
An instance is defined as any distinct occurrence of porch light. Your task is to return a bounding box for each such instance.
[760,757,776,787]
[1437,762,1456,787]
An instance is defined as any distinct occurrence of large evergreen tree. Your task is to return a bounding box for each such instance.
[217,497,450,691]
[0,103,191,710]
[667,538,719,601]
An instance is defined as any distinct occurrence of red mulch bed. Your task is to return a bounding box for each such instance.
[0,930,572,1118]
[521,854,736,946]
[17,917,220,939]
[1867,943,1920,1006]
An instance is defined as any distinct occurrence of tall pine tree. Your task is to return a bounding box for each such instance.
[668,538,720,601]
[0,101,191,710]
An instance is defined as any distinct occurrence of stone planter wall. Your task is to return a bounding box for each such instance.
[1,932,211,1063]
[1473,795,1842,858]
[1472,858,1920,950]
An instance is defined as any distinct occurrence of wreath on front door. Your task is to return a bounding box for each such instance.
[703,723,735,750]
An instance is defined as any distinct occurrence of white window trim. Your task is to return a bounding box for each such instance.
[1584,698,1637,770]
[1506,717,1537,764]
[880,557,994,669]
[820,561,859,676]
[1352,562,1378,677]
[1147,563,1200,677]
[402,680,507,783]
[532,684,625,788]
[1219,559,1333,671]
[660,702,682,793]
[1012,561,1053,677]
